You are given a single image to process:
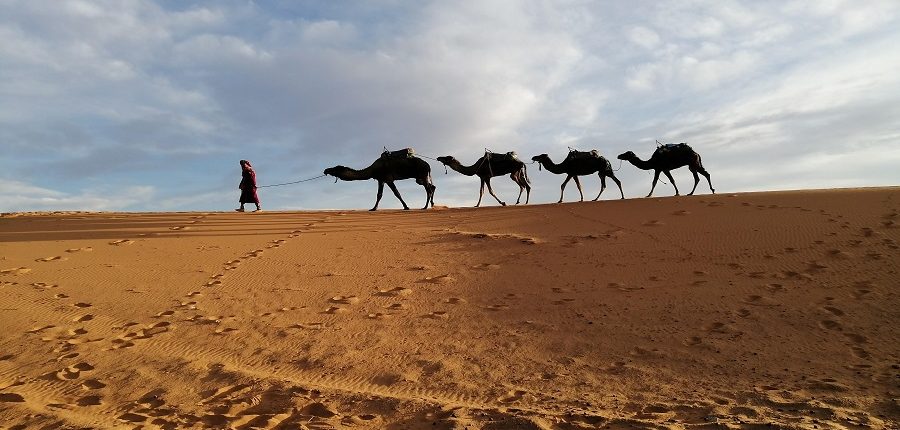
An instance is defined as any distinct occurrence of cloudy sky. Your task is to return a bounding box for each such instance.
[2,0,898,212]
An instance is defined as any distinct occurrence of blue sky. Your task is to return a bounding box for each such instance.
[2,0,899,212]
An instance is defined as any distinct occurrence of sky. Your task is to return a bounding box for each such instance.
[2,0,899,212]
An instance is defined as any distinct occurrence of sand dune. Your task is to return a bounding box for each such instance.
[0,188,898,429]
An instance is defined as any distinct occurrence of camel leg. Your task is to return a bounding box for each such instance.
[573,176,584,202]
[416,176,435,209]
[700,168,715,194]
[517,174,531,205]
[610,174,625,199]
[476,179,485,207]
[511,173,524,205]
[386,181,409,210]
[647,171,660,197]
[663,170,679,196]
[485,178,506,206]
[594,174,607,201]
[371,181,385,211]
[558,175,572,203]
[688,168,700,195]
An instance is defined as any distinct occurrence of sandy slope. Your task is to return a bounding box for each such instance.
[0,188,897,429]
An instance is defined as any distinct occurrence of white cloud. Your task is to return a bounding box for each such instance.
[629,26,660,49]
[0,181,156,212]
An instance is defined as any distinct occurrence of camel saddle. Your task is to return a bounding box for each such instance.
[484,151,519,162]
[656,142,690,154]
[381,148,416,159]
[566,149,601,160]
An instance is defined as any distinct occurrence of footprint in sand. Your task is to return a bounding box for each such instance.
[735,308,751,318]
[704,322,738,334]
[76,395,102,406]
[32,282,58,289]
[54,293,69,299]
[65,247,93,253]
[323,306,348,314]
[765,283,784,293]
[376,287,412,297]
[82,379,106,389]
[420,274,454,284]
[367,312,390,319]
[187,291,202,297]
[743,295,776,306]
[819,320,843,331]
[385,303,408,311]
[155,310,175,317]
[822,306,845,317]
[73,302,92,308]
[498,389,526,403]
[35,256,67,262]
[472,263,501,271]
[169,226,191,231]
[109,239,134,246]
[484,304,509,311]
[684,336,703,346]
[330,295,360,305]
[114,322,172,347]
[849,346,871,359]
[423,311,449,319]
[289,322,324,330]
[56,352,78,361]
[74,314,94,322]
[444,297,466,304]
[642,219,664,227]
[55,362,94,380]
[0,393,25,402]
[672,210,691,216]
[826,249,852,259]
[843,333,867,344]
[851,289,873,300]
[0,267,32,275]
[205,280,222,287]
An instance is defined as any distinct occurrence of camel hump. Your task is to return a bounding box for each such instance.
[381,148,416,159]
[566,149,601,160]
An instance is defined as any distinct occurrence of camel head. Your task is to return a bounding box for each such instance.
[436,156,457,166]
[531,154,549,163]
[617,151,637,161]
[323,165,349,177]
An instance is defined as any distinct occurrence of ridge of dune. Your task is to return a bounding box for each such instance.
[0,187,898,429]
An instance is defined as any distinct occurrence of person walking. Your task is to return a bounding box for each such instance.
[237,159,261,212]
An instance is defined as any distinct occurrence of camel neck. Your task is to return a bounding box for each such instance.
[628,156,654,170]
[448,159,481,176]
[538,158,566,174]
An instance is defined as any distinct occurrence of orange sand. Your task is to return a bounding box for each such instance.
[0,188,898,429]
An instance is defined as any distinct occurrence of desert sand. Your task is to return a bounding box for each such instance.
[0,188,898,429]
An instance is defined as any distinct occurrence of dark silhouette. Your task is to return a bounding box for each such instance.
[531,151,624,203]
[617,143,714,197]
[237,160,260,212]
[324,151,436,211]
[437,152,530,207]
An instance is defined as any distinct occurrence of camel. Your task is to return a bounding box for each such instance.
[324,152,436,211]
[436,152,530,207]
[531,150,624,203]
[617,143,714,197]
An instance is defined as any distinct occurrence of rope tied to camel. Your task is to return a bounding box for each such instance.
[256,174,328,188]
